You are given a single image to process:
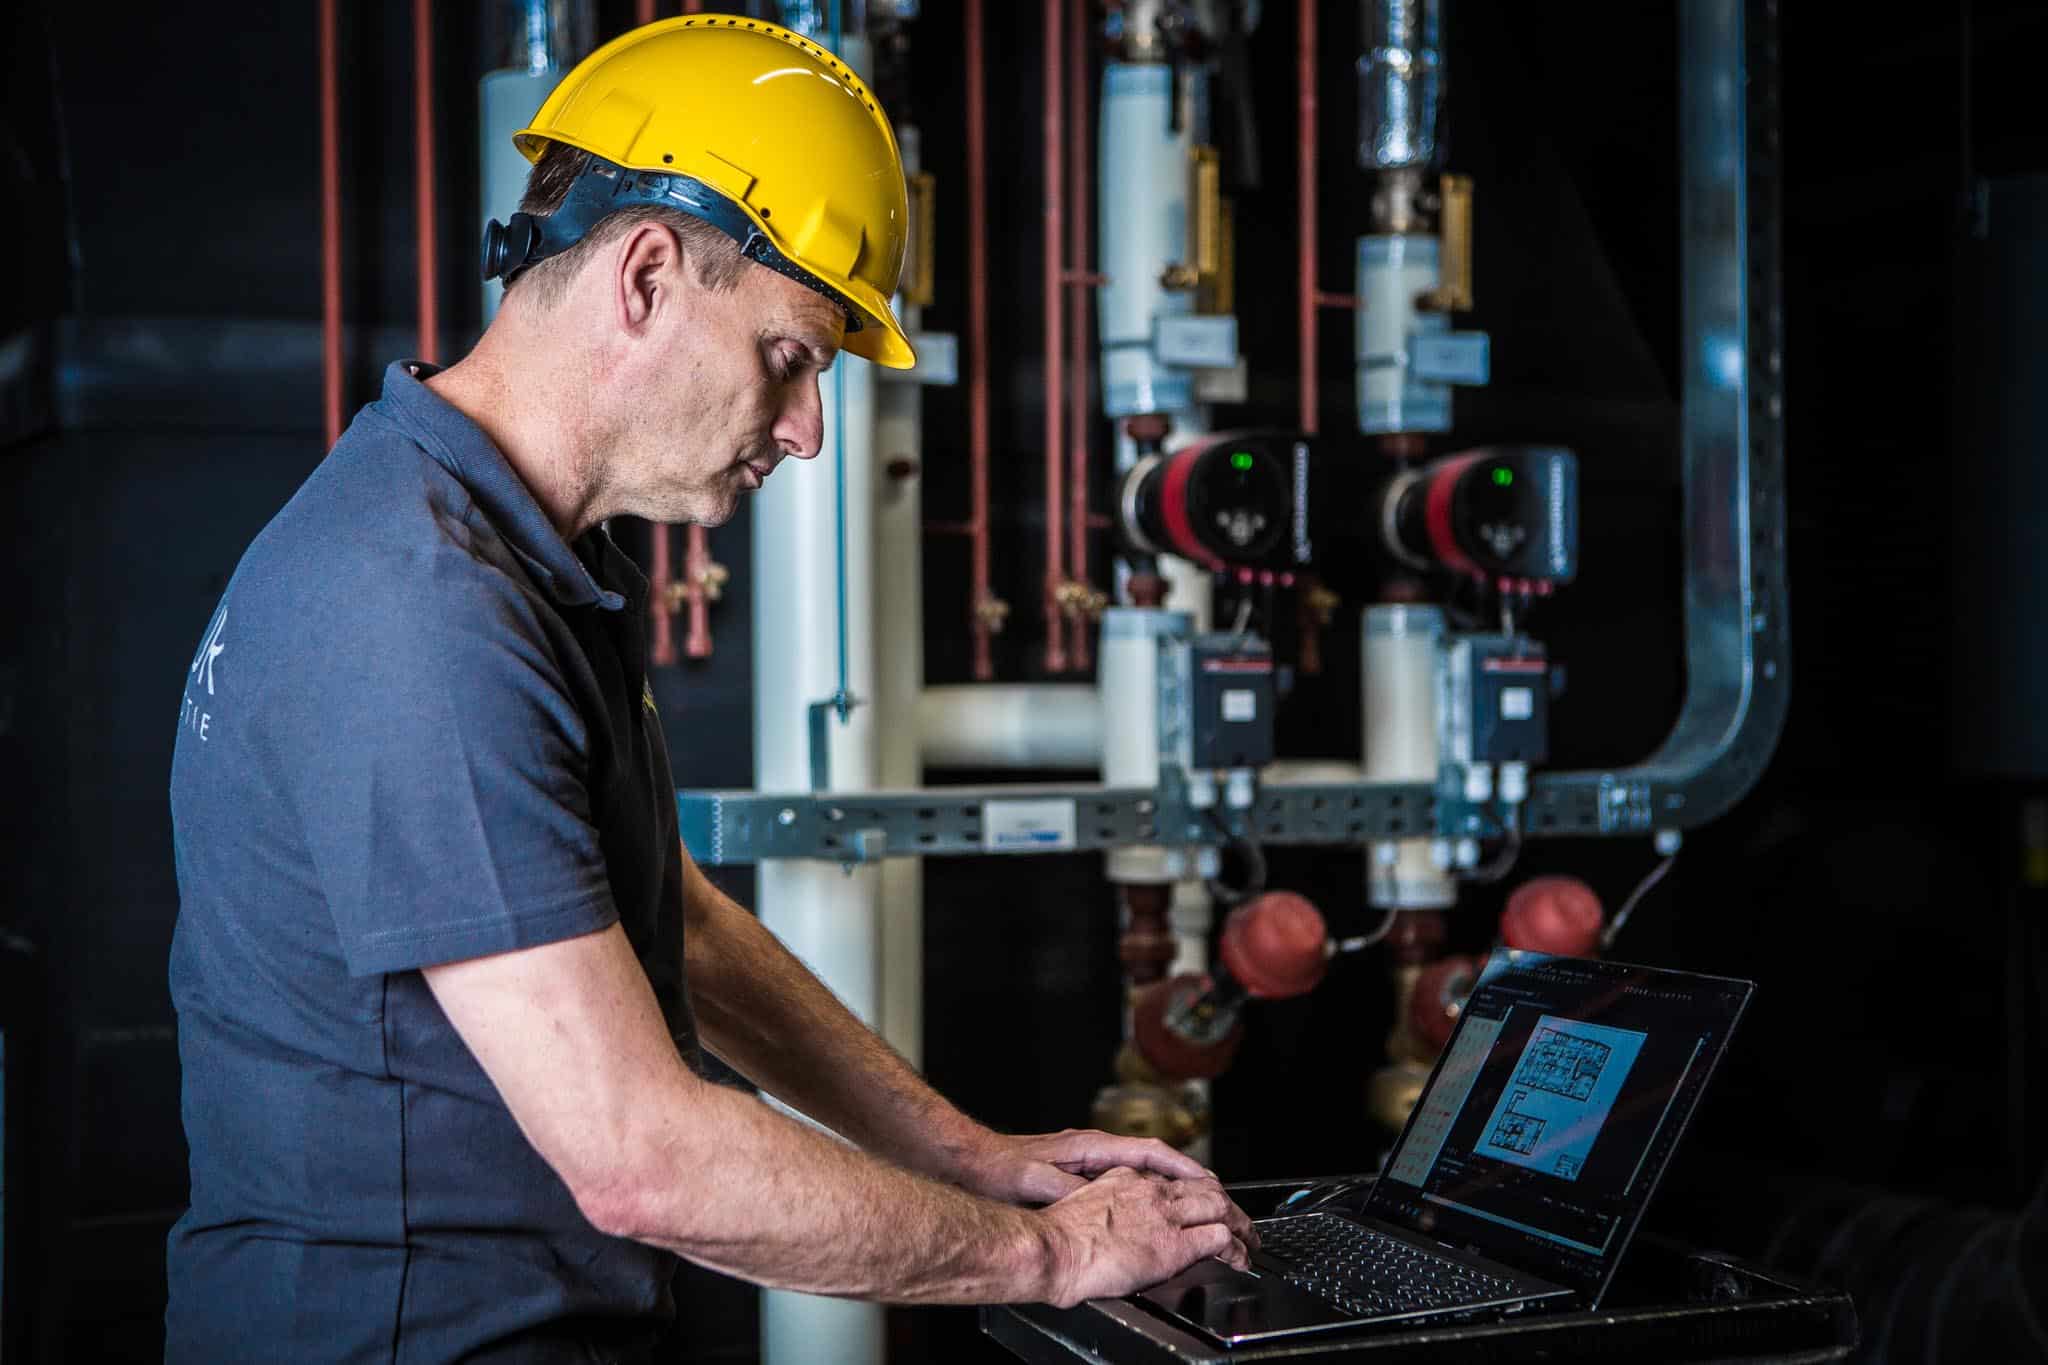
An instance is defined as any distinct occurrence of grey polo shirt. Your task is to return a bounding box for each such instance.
[167,361,699,1363]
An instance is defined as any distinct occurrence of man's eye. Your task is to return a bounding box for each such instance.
[772,348,804,381]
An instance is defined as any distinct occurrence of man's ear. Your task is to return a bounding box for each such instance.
[614,221,683,336]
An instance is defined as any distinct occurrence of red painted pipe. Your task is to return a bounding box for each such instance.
[320,0,343,449]
[650,527,677,666]
[1296,0,1317,434]
[966,0,994,679]
[414,0,439,366]
[1041,0,1068,673]
[1065,0,1093,670]
[682,525,713,658]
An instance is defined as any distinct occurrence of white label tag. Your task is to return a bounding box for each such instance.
[1501,686,1535,720]
[982,798,1078,852]
[1221,689,1258,723]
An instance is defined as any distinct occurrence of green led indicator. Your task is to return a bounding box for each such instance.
[1230,451,1255,472]
[1492,467,1515,487]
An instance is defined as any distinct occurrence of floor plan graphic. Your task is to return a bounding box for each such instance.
[1489,1091,1547,1156]
[1514,1026,1613,1101]
[1476,1014,1648,1182]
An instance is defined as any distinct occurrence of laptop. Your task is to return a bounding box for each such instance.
[1136,949,1753,1346]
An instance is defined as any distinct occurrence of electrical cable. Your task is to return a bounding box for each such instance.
[1601,852,1678,950]
[1201,806,1268,905]
[1464,808,1523,885]
[1333,908,1398,955]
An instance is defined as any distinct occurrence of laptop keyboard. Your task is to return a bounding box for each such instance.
[1257,1214,1520,1318]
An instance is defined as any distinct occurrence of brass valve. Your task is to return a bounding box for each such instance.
[974,593,1012,634]
[1415,173,1474,313]
[663,557,729,612]
[904,171,937,308]
[1304,583,1343,627]
[1158,144,1221,292]
[1054,579,1110,620]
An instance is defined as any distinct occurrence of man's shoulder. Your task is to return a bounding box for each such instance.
[235,414,546,646]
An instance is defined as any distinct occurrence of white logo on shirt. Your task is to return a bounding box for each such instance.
[191,608,227,696]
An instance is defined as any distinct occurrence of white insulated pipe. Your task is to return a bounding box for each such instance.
[1356,235,1450,434]
[875,129,928,1076]
[1097,63,1200,419]
[1362,604,1454,909]
[757,33,886,1365]
[918,685,1102,770]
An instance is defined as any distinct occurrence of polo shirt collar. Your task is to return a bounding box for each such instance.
[373,360,630,612]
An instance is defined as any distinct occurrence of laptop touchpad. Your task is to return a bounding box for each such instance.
[1135,1256,1353,1344]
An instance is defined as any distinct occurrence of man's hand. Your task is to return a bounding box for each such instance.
[1036,1167,1256,1308]
[955,1127,1245,1212]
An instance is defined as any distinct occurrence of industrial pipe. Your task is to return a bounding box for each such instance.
[320,0,343,448]
[965,0,995,679]
[1296,0,1317,433]
[682,526,713,658]
[649,526,677,666]
[1042,0,1069,672]
[1065,0,1094,670]
[918,684,1102,770]
[414,0,440,365]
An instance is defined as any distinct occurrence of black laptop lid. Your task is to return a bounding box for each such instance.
[1365,950,1752,1304]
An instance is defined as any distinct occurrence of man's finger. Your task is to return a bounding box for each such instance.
[1165,1183,1234,1229]
[1111,1136,1210,1182]
[1179,1222,1234,1268]
[1022,1165,1089,1205]
[1219,1234,1251,1271]
[1219,1196,1258,1250]
[1048,1131,1212,1182]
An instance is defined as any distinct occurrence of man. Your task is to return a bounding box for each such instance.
[166,17,1252,1362]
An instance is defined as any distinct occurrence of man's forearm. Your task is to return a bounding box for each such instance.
[683,867,986,1183]
[596,1076,1055,1303]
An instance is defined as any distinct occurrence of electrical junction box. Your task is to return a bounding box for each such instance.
[1445,634,1550,766]
[1186,634,1276,770]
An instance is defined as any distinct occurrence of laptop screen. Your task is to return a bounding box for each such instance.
[1365,950,1751,1301]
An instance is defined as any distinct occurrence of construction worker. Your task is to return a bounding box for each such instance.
[164,17,1251,1362]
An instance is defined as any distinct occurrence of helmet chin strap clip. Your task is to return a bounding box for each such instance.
[478,157,861,335]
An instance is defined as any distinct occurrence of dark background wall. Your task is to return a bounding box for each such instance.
[3,1,2046,1361]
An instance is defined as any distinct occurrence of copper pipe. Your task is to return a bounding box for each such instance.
[319,0,343,448]
[1316,291,1361,309]
[1041,0,1068,673]
[683,525,713,658]
[413,0,439,365]
[637,0,656,22]
[1296,0,1317,434]
[966,0,994,679]
[1064,0,1092,670]
[650,527,677,666]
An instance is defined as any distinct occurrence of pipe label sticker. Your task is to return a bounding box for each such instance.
[982,799,1078,852]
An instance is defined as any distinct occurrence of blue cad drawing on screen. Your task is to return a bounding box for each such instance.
[1475,1016,1646,1181]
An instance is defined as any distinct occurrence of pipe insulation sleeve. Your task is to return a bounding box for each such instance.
[1098,63,1204,418]
[1363,604,1453,908]
[918,685,1103,770]
[1356,234,1449,435]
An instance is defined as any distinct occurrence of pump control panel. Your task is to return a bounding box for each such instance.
[1187,634,1276,770]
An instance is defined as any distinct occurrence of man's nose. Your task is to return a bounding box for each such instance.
[773,373,826,461]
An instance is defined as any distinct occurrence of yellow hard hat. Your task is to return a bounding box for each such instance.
[511,16,915,370]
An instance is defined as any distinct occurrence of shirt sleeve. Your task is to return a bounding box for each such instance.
[277,539,619,977]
